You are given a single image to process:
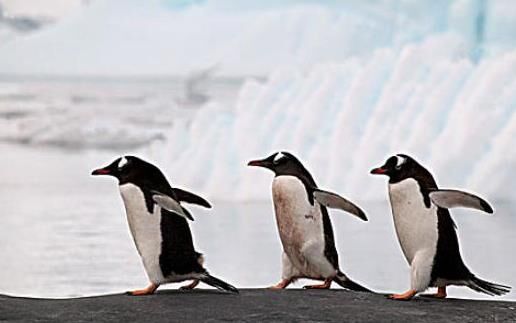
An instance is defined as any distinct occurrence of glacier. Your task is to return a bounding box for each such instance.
[0,0,515,201]
[158,34,516,202]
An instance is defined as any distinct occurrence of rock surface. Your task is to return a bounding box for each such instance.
[0,289,514,322]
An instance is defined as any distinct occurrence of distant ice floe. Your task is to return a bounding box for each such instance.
[0,107,166,150]
[0,85,174,150]
[0,76,241,150]
[159,36,516,202]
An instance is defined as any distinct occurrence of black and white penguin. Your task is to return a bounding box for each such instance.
[248,151,371,291]
[92,156,238,295]
[371,154,510,300]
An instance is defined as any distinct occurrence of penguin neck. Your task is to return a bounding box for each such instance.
[119,175,174,196]
[389,171,438,209]
[389,168,438,189]
[119,181,156,214]
[274,165,317,188]
[275,171,317,205]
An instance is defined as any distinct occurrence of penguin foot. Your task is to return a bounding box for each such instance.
[388,289,417,301]
[127,283,158,296]
[180,280,200,291]
[303,278,332,289]
[268,279,292,290]
[421,287,447,299]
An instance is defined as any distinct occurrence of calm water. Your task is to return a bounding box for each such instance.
[0,76,242,149]
[0,143,514,300]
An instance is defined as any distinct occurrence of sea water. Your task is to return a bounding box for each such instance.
[0,141,514,300]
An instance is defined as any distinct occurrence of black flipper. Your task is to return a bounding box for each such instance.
[468,276,511,296]
[333,271,372,293]
[199,274,239,294]
[174,188,212,208]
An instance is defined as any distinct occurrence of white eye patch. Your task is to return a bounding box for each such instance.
[273,152,285,163]
[118,157,128,169]
[395,155,406,168]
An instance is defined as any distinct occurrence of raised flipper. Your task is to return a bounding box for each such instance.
[151,190,194,221]
[429,189,493,214]
[313,188,367,221]
[173,188,212,208]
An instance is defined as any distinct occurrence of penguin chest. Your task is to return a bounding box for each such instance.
[119,183,165,283]
[272,176,327,274]
[388,178,438,265]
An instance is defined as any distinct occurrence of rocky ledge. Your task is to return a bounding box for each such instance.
[0,289,514,322]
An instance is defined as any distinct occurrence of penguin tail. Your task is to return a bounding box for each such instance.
[333,271,372,293]
[199,273,239,294]
[468,276,511,296]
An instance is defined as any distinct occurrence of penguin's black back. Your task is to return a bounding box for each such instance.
[159,209,205,276]
[320,206,339,269]
[431,207,471,283]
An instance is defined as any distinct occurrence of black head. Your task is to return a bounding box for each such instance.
[248,151,303,175]
[370,154,433,184]
[91,156,169,188]
[247,151,317,186]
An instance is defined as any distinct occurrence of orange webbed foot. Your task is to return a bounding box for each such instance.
[180,280,200,291]
[303,278,332,289]
[127,283,158,296]
[268,279,292,290]
[421,287,447,299]
[388,289,417,301]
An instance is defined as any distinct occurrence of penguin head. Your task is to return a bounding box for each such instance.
[247,151,308,176]
[370,154,423,182]
[91,156,163,185]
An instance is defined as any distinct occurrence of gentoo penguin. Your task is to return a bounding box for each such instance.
[92,156,238,295]
[248,151,371,291]
[371,154,510,300]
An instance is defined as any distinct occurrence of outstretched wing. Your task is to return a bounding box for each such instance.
[173,188,211,208]
[313,188,368,221]
[429,189,493,214]
[151,190,194,221]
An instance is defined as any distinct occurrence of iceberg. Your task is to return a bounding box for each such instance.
[0,0,514,201]
[159,35,516,202]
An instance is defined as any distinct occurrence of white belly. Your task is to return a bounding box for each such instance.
[388,178,439,265]
[119,183,165,284]
[272,176,335,279]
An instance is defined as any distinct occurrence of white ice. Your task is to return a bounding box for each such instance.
[159,36,516,202]
[0,1,515,201]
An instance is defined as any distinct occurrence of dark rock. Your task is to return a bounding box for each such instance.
[0,289,514,322]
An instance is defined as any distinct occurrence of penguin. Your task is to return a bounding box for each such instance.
[371,154,510,300]
[248,151,371,291]
[91,156,238,295]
